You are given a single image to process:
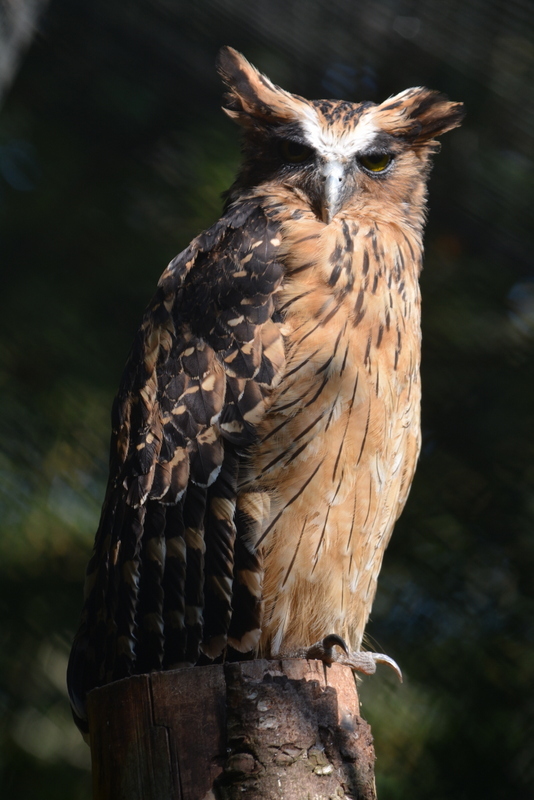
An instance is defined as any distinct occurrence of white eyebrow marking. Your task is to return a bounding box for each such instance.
[299,107,379,160]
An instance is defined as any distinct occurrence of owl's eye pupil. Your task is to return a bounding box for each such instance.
[359,152,393,173]
[280,140,313,164]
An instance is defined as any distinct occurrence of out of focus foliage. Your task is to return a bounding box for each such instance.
[0,1,533,798]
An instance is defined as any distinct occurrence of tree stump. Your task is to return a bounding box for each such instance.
[87,658,377,800]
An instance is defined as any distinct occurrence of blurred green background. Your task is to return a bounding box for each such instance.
[1,1,533,798]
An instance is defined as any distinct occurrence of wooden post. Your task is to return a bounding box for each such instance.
[87,659,377,800]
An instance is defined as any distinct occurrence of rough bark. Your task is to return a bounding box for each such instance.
[87,658,376,800]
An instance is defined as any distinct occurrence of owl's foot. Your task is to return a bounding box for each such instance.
[305,634,403,682]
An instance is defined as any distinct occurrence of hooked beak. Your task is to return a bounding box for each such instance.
[321,160,346,224]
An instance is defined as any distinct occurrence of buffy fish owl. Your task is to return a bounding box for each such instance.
[68,47,463,730]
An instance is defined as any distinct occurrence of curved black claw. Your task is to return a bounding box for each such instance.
[305,634,348,666]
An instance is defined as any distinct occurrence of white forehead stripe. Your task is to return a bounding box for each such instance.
[299,106,379,160]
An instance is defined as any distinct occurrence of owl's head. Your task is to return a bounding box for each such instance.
[217,47,464,225]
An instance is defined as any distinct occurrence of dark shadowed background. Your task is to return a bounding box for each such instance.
[1,1,533,798]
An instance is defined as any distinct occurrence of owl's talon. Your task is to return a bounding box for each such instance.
[305,634,402,682]
[305,634,348,664]
[341,650,403,682]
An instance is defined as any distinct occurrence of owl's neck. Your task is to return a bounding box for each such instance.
[266,197,424,302]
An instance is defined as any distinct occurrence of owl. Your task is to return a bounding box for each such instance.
[67,47,463,730]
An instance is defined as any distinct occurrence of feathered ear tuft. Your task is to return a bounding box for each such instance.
[377,87,464,144]
[217,46,308,128]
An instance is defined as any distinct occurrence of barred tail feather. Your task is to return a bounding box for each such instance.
[134,501,166,673]
[112,504,146,680]
[182,483,207,665]
[227,490,268,653]
[162,503,188,667]
[201,448,239,658]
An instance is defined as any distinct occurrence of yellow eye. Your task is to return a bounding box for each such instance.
[359,152,393,173]
[279,140,313,164]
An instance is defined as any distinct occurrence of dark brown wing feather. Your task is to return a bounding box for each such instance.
[67,199,285,729]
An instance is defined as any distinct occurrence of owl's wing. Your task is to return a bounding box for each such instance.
[67,199,285,727]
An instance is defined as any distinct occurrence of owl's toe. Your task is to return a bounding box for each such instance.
[305,634,403,682]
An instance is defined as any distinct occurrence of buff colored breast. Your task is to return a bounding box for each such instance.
[250,210,422,656]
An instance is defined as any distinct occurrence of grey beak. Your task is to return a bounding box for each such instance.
[321,160,345,224]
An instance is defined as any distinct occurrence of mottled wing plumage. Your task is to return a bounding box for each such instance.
[67,200,286,726]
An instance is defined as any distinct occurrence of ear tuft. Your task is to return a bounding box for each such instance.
[378,87,464,144]
[216,47,307,128]
[216,47,264,117]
